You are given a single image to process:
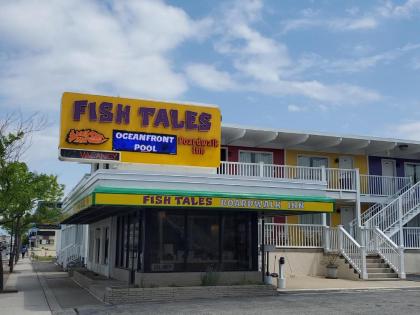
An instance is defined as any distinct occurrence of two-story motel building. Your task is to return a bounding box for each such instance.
[58,92,420,287]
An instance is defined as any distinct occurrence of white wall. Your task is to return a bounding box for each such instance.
[87,217,112,277]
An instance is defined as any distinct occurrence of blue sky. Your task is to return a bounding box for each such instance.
[1,0,420,193]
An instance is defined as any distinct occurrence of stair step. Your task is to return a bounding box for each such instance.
[366,268,394,273]
[368,273,399,279]
[366,263,389,268]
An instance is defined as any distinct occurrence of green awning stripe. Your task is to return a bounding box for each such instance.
[93,186,334,203]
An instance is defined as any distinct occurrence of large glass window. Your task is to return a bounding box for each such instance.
[187,214,220,271]
[298,156,328,167]
[239,151,274,176]
[148,210,256,272]
[406,163,420,183]
[239,151,273,164]
[115,212,142,270]
[222,214,251,270]
[150,211,186,272]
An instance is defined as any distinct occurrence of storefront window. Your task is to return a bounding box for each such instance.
[147,210,256,272]
[222,214,251,270]
[186,214,220,272]
[115,212,142,270]
[150,211,185,272]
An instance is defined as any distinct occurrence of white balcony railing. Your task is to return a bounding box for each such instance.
[360,175,412,196]
[325,168,357,191]
[218,161,324,182]
[261,223,324,248]
[391,227,420,249]
[218,161,409,196]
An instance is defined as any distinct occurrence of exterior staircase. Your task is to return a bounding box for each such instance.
[364,181,420,239]
[339,181,420,281]
[349,180,412,237]
[365,255,398,280]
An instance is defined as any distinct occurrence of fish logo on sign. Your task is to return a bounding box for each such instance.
[66,129,108,145]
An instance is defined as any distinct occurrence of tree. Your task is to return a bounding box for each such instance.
[0,113,63,290]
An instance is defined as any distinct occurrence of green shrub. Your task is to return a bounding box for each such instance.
[200,265,220,286]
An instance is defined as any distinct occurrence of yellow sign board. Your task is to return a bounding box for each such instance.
[94,193,334,213]
[59,92,221,167]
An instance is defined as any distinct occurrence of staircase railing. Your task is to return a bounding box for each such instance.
[336,226,367,279]
[59,243,81,270]
[349,180,413,236]
[362,227,405,279]
[364,181,420,235]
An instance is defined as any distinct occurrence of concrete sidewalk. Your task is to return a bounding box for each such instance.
[0,258,51,314]
[0,258,101,315]
[276,274,420,292]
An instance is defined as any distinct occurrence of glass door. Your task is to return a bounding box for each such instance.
[406,163,420,183]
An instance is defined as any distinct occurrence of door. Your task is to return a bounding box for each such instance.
[382,159,397,194]
[341,207,355,232]
[339,157,354,190]
[239,151,273,176]
[221,147,227,162]
[405,163,420,183]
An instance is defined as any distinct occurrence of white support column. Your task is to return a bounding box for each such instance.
[398,246,406,279]
[338,225,344,254]
[397,197,406,279]
[321,165,326,182]
[355,168,362,243]
[398,197,404,247]
[323,226,330,252]
[361,246,368,280]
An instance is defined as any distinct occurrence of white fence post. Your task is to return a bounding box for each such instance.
[259,161,264,178]
[321,166,326,182]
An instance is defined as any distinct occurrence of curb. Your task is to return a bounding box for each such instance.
[277,286,420,294]
[32,260,63,313]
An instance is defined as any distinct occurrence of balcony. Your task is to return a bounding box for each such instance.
[217,161,412,201]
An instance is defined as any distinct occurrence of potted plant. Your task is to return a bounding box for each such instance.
[323,252,339,279]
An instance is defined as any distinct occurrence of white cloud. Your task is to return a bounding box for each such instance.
[282,0,420,34]
[292,43,420,75]
[330,17,378,31]
[259,81,381,104]
[281,16,378,34]
[393,121,420,140]
[186,64,236,91]
[206,0,382,105]
[0,0,209,111]
[287,104,306,112]
[215,0,291,82]
[378,0,420,19]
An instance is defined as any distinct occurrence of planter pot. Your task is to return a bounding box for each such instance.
[326,266,338,279]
